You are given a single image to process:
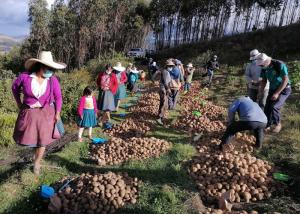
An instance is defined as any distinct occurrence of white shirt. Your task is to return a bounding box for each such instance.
[29,73,49,108]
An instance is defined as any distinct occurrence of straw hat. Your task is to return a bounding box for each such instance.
[249,49,260,60]
[166,59,175,66]
[25,51,66,70]
[255,53,272,66]
[187,63,193,68]
[113,62,126,72]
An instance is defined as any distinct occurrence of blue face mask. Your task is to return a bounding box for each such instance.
[43,70,53,78]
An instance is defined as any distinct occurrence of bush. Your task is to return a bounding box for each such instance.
[0,78,18,113]
[288,61,300,90]
[57,69,93,122]
[0,112,17,146]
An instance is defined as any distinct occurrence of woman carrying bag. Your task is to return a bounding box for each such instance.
[12,51,66,176]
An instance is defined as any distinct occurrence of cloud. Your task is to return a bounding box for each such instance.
[0,0,54,36]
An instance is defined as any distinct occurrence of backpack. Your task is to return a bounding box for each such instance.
[129,73,137,83]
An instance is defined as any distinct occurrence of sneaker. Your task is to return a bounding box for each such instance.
[156,118,164,126]
[272,123,282,133]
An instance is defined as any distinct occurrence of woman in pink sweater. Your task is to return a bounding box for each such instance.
[12,51,66,176]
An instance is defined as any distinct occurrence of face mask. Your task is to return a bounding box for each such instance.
[43,70,53,78]
[106,70,112,74]
[167,67,173,72]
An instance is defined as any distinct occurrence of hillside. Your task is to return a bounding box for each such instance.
[156,23,300,66]
[0,34,25,53]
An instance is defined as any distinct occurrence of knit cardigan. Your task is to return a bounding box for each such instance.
[77,96,98,118]
[96,72,118,95]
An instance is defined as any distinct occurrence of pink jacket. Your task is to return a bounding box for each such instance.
[77,96,98,118]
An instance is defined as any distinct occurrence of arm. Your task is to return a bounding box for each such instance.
[77,97,85,119]
[245,64,252,84]
[121,72,128,84]
[228,100,240,125]
[162,70,171,91]
[273,64,289,98]
[110,74,119,95]
[96,73,103,87]
[11,74,24,109]
[93,96,98,114]
[52,76,63,113]
[151,70,160,82]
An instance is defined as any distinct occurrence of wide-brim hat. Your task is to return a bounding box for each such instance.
[255,53,271,66]
[25,51,66,70]
[113,62,126,72]
[131,69,139,74]
[187,63,193,68]
[166,59,175,66]
[250,49,260,60]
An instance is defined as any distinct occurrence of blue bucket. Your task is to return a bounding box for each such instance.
[41,185,55,199]
[92,138,107,144]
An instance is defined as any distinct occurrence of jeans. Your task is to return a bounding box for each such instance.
[221,121,267,148]
[168,89,179,110]
[264,86,291,127]
[207,70,214,85]
[184,83,191,91]
[248,88,269,109]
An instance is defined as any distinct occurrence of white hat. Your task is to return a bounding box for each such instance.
[187,63,193,68]
[255,53,272,66]
[131,67,139,74]
[250,49,260,60]
[166,59,175,66]
[113,62,125,72]
[25,51,66,70]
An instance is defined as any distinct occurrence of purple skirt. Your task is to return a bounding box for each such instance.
[13,105,56,147]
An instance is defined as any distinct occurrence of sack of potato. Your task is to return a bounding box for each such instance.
[90,137,171,166]
[52,172,139,214]
[104,118,151,139]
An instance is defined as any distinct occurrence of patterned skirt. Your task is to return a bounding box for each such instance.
[13,105,56,147]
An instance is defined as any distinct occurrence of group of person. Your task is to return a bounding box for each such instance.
[220,50,291,150]
[11,52,144,175]
[11,48,292,175]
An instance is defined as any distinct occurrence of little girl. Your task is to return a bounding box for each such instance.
[77,86,98,142]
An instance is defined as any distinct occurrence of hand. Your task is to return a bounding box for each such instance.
[271,93,279,101]
[55,112,61,123]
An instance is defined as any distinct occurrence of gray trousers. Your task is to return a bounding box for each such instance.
[248,88,269,109]
[168,89,179,110]
[158,90,168,119]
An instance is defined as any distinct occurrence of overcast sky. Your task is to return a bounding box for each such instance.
[0,0,55,37]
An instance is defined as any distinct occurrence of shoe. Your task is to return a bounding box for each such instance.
[264,127,271,133]
[272,123,282,133]
[156,118,164,126]
[88,136,93,140]
[78,138,83,142]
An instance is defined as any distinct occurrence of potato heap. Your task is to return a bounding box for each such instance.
[56,172,139,214]
[129,91,162,119]
[90,137,171,166]
[189,138,275,204]
[104,118,151,138]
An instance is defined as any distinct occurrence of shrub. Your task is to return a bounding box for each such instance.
[57,69,93,122]
[0,78,18,113]
[288,61,300,90]
[0,112,17,146]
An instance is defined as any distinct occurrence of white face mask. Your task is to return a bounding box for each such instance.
[167,67,173,72]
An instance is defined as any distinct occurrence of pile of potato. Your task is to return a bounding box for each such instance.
[54,172,139,214]
[90,137,171,166]
[189,137,275,204]
[129,92,162,119]
[104,118,151,138]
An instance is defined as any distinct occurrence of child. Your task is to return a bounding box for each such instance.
[77,86,98,142]
[113,62,128,111]
[140,70,146,82]
[184,63,195,93]
[97,64,118,128]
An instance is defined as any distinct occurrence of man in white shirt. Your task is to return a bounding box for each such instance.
[245,49,269,108]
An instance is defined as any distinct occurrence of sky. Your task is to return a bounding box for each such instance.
[0,0,55,37]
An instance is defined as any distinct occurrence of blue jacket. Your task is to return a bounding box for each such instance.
[228,97,267,124]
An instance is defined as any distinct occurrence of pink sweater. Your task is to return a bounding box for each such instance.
[12,72,62,112]
[77,96,98,118]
